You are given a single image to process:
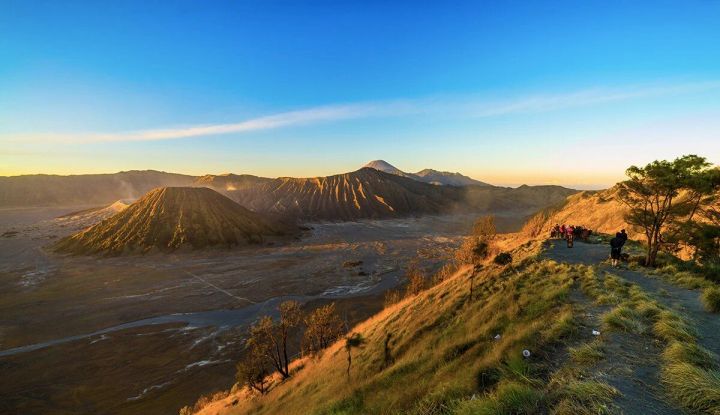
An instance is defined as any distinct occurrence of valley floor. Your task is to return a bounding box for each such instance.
[0,208,504,415]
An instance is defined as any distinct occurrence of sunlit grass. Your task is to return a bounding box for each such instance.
[569,341,605,366]
[701,286,720,313]
[661,363,720,413]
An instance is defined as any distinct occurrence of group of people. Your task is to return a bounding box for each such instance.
[610,229,629,267]
[550,224,593,248]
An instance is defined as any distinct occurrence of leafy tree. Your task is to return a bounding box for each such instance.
[246,300,302,379]
[236,347,269,395]
[455,237,488,265]
[618,155,718,267]
[303,303,344,355]
[685,223,720,263]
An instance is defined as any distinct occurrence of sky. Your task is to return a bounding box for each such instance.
[1,1,719,189]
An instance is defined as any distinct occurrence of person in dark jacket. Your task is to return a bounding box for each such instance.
[610,231,626,267]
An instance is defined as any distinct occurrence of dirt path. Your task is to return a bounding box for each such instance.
[545,240,720,415]
[544,240,720,357]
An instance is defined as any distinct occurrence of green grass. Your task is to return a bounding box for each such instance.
[701,286,720,313]
[652,311,695,343]
[551,379,618,415]
[454,382,544,415]
[662,342,717,370]
[569,341,605,366]
[602,305,646,334]
[577,269,720,415]
[661,363,720,413]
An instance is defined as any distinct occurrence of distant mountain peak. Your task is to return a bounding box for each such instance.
[362,160,491,187]
[363,160,407,176]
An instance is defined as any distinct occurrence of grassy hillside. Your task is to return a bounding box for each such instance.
[188,238,610,415]
[185,231,720,415]
[522,187,631,239]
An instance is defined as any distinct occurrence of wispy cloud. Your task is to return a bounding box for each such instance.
[6,80,720,144]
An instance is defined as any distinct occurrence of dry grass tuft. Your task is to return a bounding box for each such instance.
[661,363,720,413]
[701,286,720,313]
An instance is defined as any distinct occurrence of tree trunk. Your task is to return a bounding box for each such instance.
[469,274,474,300]
[646,230,660,267]
[346,350,352,378]
[282,333,289,378]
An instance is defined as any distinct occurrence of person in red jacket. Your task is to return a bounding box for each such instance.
[565,225,575,248]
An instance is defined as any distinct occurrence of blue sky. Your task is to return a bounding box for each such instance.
[1,1,719,188]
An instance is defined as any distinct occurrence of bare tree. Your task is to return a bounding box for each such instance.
[383,333,394,369]
[345,332,366,378]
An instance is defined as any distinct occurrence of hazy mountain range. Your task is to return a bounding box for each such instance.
[0,161,578,222]
[363,160,491,187]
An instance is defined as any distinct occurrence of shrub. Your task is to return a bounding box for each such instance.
[405,264,426,297]
[701,286,720,312]
[456,238,489,264]
[431,262,458,286]
[473,215,497,239]
[384,289,402,308]
[493,252,513,266]
[702,262,720,282]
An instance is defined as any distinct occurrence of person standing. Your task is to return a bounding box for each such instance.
[619,229,628,244]
[566,225,575,248]
[610,231,626,267]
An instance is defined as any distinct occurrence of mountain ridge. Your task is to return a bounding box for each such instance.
[362,159,491,187]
